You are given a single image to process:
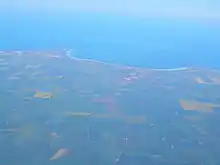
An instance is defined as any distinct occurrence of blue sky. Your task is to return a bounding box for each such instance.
[1,0,220,20]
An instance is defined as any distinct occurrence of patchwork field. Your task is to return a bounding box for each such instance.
[0,50,220,165]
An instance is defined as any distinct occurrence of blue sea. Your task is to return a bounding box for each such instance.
[1,12,220,68]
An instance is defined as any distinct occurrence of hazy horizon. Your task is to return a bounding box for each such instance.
[1,0,220,20]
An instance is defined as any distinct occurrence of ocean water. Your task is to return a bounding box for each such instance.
[1,12,220,68]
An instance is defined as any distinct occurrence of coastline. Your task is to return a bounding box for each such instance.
[65,49,190,71]
[0,49,192,72]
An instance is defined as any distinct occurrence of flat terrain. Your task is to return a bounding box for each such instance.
[1,50,220,165]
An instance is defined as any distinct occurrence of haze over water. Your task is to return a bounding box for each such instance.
[1,0,220,68]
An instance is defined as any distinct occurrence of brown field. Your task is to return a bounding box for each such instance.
[179,100,218,112]
[33,91,53,99]
[65,112,147,124]
[195,77,208,84]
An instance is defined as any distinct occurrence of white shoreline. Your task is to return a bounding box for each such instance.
[65,50,190,71]
[150,67,189,71]
[0,49,190,72]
